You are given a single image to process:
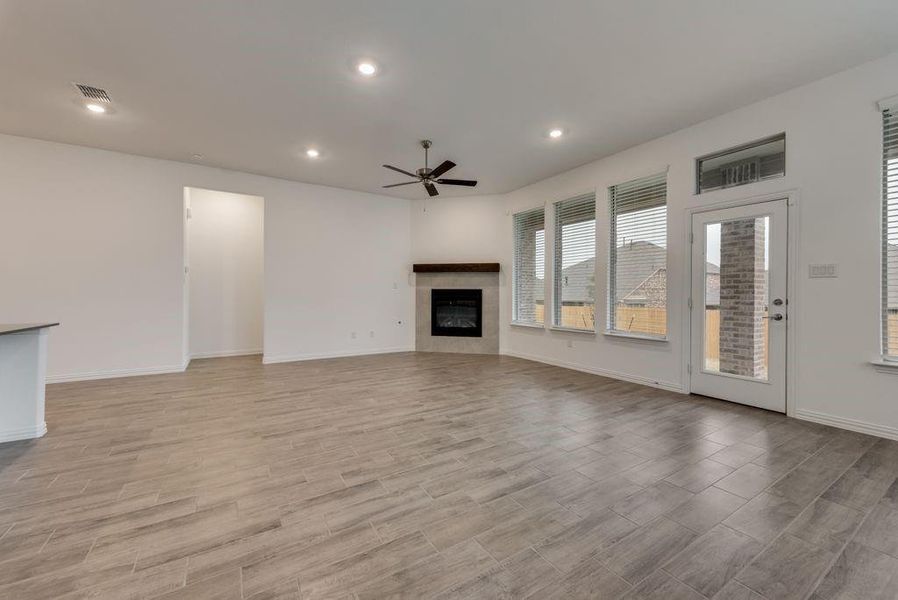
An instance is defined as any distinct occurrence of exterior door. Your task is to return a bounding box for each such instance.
[690,199,788,412]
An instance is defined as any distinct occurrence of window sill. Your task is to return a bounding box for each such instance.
[603,330,668,343]
[871,359,898,375]
[549,326,596,335]
[510,321,545,330]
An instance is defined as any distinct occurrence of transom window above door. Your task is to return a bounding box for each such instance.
[696,134,786,194]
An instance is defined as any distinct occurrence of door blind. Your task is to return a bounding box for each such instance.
[553,193,596,330]
[608,172,668,337]
[883,106,898,358]
[513,207,545,324]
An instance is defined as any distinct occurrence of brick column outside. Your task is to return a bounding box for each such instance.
[718,218,768,378]
[517,226,539,322]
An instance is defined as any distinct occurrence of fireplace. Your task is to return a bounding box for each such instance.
[414,264,498,354]
[431,289,482,337]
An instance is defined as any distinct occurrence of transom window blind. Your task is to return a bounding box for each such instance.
[553,194,596,330]
[513,207,545,324]
[608,172,668,337]
[883,105,898,359]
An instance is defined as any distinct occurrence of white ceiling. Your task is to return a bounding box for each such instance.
[2,1,897,198]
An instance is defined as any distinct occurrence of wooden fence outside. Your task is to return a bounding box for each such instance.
[613,307,667,337]
[525,305,831,372]
[889,313,898,356]
[534,304,596,330]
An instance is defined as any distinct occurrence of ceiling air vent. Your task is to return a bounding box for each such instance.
[74,83,111,103]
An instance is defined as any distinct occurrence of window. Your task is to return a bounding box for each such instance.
[696,134,785,194]
[553,194,596,330]
[513,207,545,325]
[882,104,898,359]
[608,172,668,338]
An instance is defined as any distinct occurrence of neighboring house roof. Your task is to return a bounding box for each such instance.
[612,241,666,303]
[533,242,898,309]
[558,256,596,303]
[620,266,720,306]
[620,267,664,305]
[534,257,595,303]
[536,241,709,305]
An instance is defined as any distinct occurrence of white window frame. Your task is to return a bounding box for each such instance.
[512,207,546,327]
[552,193,597,333]
[606,171,669,341]
[879,95,898,363]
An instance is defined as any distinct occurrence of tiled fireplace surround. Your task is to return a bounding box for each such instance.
[414,264,500,354]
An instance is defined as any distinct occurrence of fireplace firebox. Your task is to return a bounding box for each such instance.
[431,289,482,337]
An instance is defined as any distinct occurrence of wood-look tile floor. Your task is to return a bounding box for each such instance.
[1,353,896,600]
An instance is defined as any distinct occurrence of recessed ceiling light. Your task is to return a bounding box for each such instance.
[549,128,564,139]
[306,148,320,158]
[86,103,107,114]
[357,61,377,77]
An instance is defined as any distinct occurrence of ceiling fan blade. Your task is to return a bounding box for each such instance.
[382,181,420,188]
[383,164,418,178]
[429,160,456,179]
[424,182,439,197]
[436,178,478,187]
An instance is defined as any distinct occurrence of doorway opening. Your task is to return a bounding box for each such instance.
[183,187,264,363]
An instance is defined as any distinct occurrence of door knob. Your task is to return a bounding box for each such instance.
[765,313,784,321]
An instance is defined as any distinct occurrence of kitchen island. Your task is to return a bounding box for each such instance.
[0,323,58,443]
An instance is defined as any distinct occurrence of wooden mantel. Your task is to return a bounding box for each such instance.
[413,263,500,273]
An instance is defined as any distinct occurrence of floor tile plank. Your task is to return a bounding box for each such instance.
[0,353,881,599]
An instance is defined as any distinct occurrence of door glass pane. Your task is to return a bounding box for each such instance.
[703,217,770,380]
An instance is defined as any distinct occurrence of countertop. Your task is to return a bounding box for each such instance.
[0,323,59,336]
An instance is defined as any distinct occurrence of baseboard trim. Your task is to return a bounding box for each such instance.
[501,350,686,393]
[794,408,898,441]
[262,346,415,365]
[46,363,188,384]
[190,349,262,359]
[0,422,47,444]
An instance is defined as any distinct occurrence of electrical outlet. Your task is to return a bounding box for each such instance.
[566,340,573,348]
[392,282,398,290]
[809,264,838,278]
[350,331,357,339]
[369,331,375,338]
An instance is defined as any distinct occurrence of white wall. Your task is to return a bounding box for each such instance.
[410,195,505,263]
[2,50,896,437]
[264,182,413,363]
[187,188,264,359]
[413,51,898,439]
[0,134,414,380]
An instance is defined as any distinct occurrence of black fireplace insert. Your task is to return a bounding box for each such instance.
[431,289,482,337]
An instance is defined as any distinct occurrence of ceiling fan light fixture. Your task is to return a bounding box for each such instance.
[381,141,477,197]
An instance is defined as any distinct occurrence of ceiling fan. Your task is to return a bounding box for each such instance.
[382,140,477,197]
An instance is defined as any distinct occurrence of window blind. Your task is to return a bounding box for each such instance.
[513,207,545,324]
[553,193,596,330]
[608,172,668,337]
[883,106,898,359]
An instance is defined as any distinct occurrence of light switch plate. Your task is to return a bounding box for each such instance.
[809,263,838,278]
